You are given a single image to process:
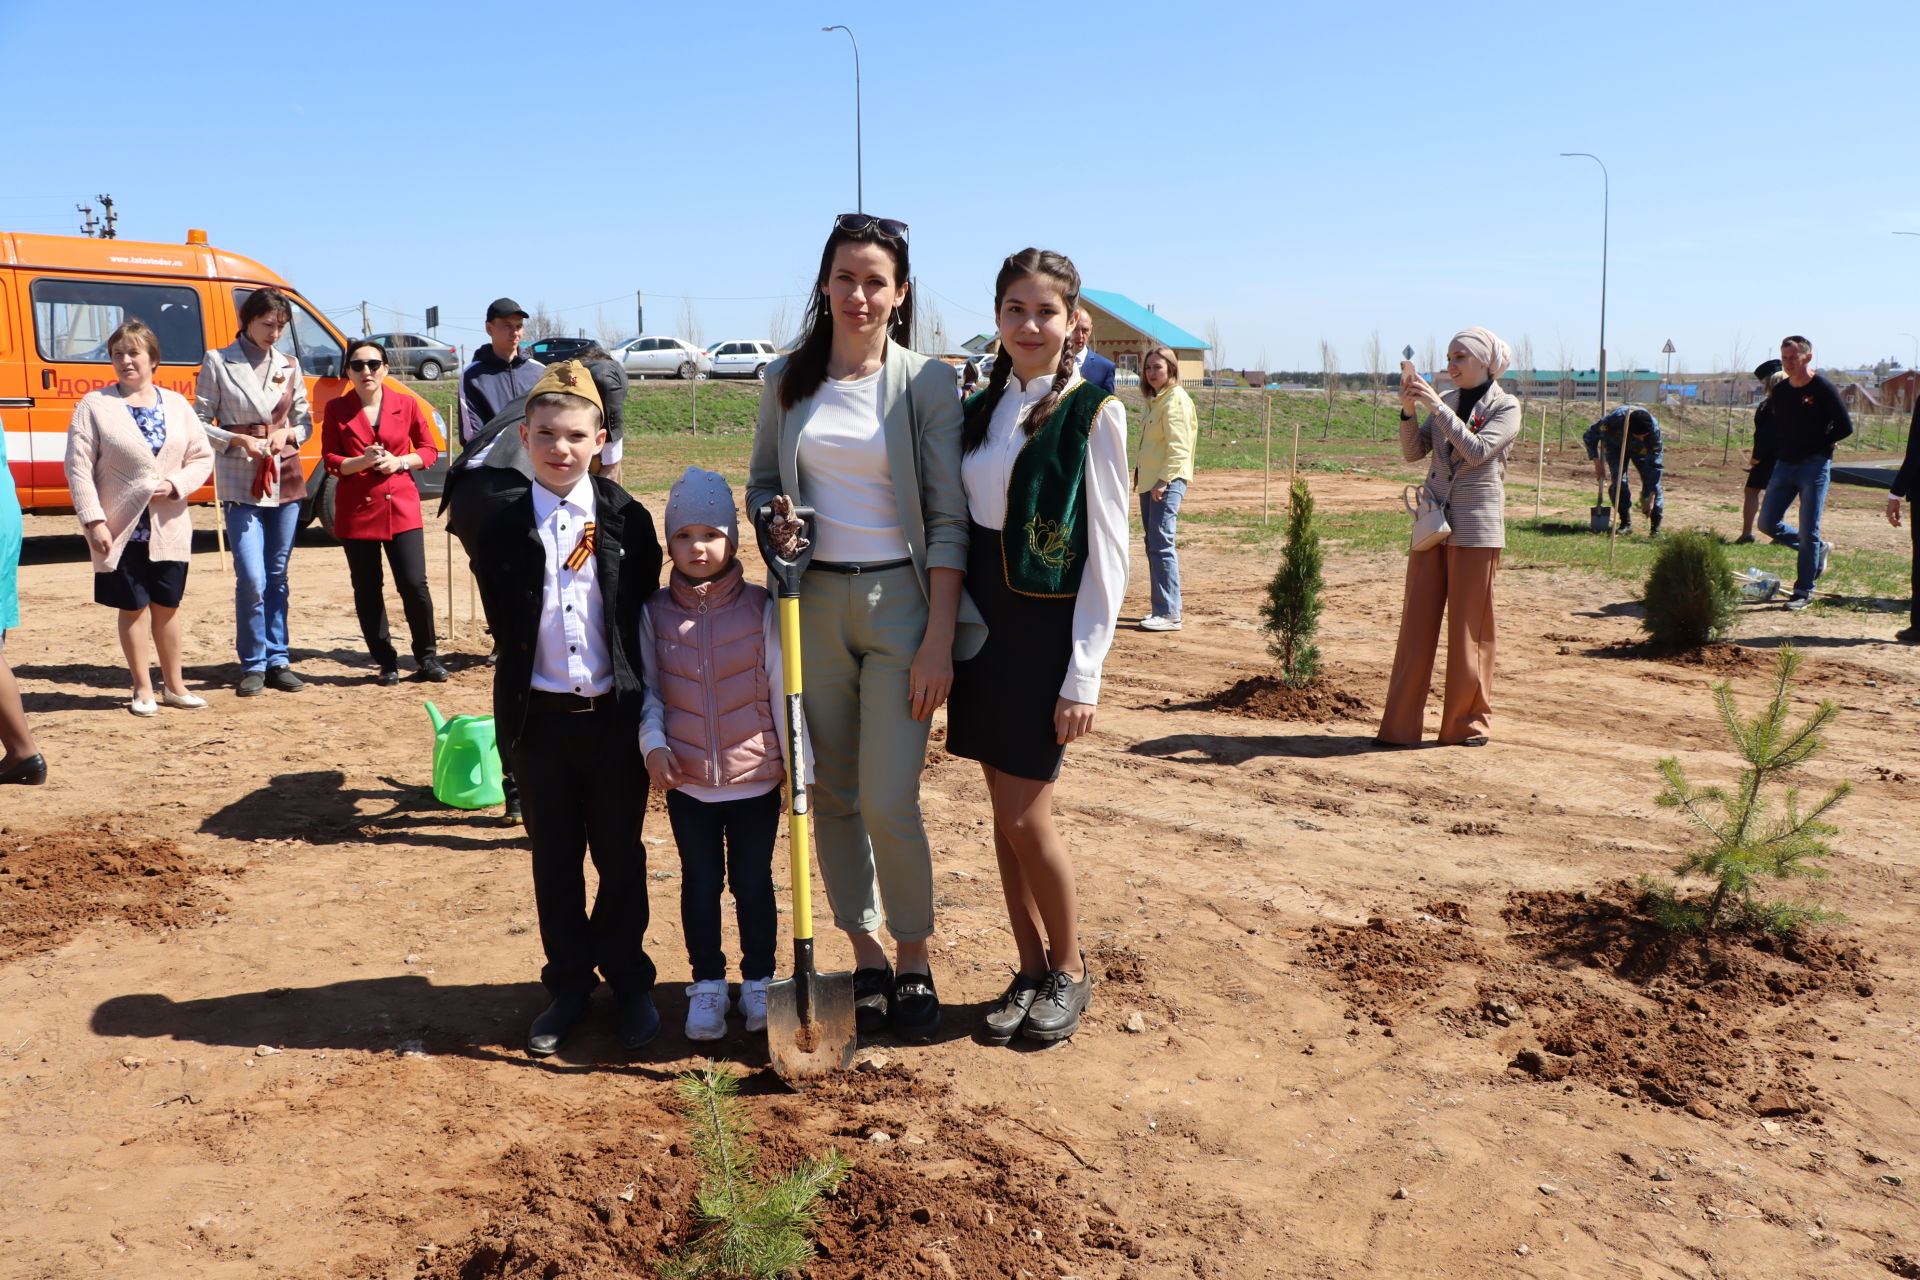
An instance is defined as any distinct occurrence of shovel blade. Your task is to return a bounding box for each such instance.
[1590,506,1613,532]
[765,968,858,1085]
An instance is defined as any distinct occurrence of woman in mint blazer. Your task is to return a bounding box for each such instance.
[747,214,983,1043]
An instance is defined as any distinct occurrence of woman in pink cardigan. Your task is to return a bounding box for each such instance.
[64,320,214,716]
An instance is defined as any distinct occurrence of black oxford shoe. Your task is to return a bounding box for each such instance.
[526,993,592,1057]
[615,991,660,1051]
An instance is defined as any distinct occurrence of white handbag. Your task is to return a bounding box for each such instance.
[1403,483,1452,553]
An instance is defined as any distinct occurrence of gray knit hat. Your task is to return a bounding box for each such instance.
[664,466,740,547]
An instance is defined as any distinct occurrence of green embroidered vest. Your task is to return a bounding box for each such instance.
[991,380,1112,598]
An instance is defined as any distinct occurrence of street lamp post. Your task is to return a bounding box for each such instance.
[1561,152,1609,413]
[822,25,863,212]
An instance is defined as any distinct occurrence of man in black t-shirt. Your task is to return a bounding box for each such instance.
[1755,335,1852,610]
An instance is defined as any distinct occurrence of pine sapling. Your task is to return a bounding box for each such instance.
[657,1062,849,1280]
[1642,645,1850,934]
[1259,478,1324,687]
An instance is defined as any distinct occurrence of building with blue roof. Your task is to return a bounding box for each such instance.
[1079,288,1211,384]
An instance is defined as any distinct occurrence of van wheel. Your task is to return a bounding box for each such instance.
[418,359,443,381]
[299,475,337,539]
[753,363,768,381]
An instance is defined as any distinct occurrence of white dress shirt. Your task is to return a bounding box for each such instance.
[529,478,612,696]
[796,367,910,562]
[960,373,1129,705]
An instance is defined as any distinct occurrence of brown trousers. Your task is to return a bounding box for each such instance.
[1377,545,1501,745]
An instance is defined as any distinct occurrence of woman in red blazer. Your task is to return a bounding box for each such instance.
[322,339,446,684]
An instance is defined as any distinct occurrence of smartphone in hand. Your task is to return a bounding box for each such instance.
[1399,359,1417,381]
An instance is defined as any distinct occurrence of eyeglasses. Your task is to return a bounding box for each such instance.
[348,359,385,372]
[835,213,909,240]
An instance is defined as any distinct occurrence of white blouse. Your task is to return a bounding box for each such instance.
[961,373,1129,705]
[796,367,910,562]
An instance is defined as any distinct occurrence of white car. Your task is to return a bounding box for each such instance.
[611,335,712,380]
[706,339,779,380]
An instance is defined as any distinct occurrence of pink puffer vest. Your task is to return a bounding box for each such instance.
[651,562,782,787]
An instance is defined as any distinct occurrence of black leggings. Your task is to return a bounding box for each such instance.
[341,528,436,666]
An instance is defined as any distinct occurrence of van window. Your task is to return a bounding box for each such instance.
[232,289,344,377]
[31,278,204,364]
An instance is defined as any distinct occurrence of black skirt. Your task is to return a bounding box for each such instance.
[947,523,1075,782]
[95,540,188,611]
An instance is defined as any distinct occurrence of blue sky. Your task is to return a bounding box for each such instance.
[6,0,1916,375]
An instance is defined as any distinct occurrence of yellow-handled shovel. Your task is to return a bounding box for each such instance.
[756,501,857,1084]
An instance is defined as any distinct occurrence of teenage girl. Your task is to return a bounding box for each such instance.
[946,249,1129,1044]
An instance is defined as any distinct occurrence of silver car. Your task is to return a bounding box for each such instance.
[366,332,458,381]
[706,339,779,380]
[612,335,712,380]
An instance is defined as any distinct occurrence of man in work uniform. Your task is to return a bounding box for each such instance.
[1584,405,1665,535]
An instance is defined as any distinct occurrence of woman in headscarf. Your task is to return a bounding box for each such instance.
[1377,327,1521,747]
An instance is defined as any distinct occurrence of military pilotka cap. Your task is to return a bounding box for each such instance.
[485,297,530,321]
[527,360,604,414]
[1753,358,1783,381]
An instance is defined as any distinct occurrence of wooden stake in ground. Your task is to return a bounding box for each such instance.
[445,526,454,643]
[1288,400,1302,495]
[214,501,228,574]
[1263,391,1272,525]
[1607,402,1631,568]
[1534,402,1546,519]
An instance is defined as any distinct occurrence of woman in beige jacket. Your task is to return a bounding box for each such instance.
[1135,345,1196,631]
[64,320,214,716]
[1377,327,1521,747]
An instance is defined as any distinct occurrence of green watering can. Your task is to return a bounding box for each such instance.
[425,702,505,809]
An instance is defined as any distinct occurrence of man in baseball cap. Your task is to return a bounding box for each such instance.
[460,297,543,447]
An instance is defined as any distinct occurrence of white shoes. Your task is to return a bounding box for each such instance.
[1140,614,1183,632]
[684,980,731,1041]
[128,697,158,717]
[738,978,770,1032]
[1816,539,1833,576]
[161,688,209,710]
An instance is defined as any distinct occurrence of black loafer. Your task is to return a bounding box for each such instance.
[416,655,450,683]
[852,964,892,1033]
[236,671,266,697]
[616,991,661,1050]
[888,969,940,1043]
[527,992,592,1057]
[1022,960,1090,1043]
[264,665,304,693]
[980,972,1042,1046]
[376,667,400,686]
[0,753,47,786]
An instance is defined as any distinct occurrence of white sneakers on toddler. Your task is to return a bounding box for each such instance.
[738,978,770,1033]
[684,980,730,1041]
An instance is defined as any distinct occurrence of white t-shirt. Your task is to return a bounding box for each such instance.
[796,368,910,562]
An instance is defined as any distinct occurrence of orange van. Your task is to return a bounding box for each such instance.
[0,229,445,524]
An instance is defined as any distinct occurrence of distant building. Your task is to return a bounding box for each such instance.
[1500,369,1662,402]
[1077,289,1211,384]
[1880,369,1920,414]
[1838,382,1885,415]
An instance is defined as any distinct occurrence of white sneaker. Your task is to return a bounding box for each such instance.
[737,978,770,1033]
[128,697,158,717]
[1816,539,1832,576]
[684,980,730,1041]
[161,688,209,710]
[1139,614,1183,632]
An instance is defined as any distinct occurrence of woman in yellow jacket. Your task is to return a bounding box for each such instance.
[1135,345,1196,631]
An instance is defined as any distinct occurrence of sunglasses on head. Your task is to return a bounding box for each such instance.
[348,358,385,372]
[835,212,909,240]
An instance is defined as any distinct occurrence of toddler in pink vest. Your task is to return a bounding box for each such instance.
[639,467,793,1042]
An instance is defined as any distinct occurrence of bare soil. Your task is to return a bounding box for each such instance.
[4,466,1919,1279]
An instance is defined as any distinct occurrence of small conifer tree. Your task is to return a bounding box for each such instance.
[1641,529,1739,648]
[1641,645,1849,934]
[657,1063,849,1280]
[1260,479,1324,687]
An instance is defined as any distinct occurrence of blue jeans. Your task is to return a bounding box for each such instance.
[1758,457,1831,597]
[224,501,299,671]
[1140,479,1186,620]
[665,787,779,981]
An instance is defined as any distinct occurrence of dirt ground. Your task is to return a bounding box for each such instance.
[3,468,1917,1280]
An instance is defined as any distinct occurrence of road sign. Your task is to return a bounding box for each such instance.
[1661,339,1676,355]
[1402,345,1414,361]
[425,306,440,332]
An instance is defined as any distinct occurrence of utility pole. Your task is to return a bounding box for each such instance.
[360,301,370,337]
[76,202,98,237]
[636,289,644,338]
[96,194,116,239]
[822,25,864,211]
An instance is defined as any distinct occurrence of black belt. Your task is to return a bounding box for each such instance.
[807,557,913,575]
[527,689,612,714]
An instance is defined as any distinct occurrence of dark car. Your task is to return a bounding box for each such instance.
[523,336,599,364]
[366,332,458,381]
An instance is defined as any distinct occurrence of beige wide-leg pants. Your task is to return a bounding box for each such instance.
[1377,545,1501,745]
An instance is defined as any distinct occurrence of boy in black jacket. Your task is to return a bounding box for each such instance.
[468,361,664,1055]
